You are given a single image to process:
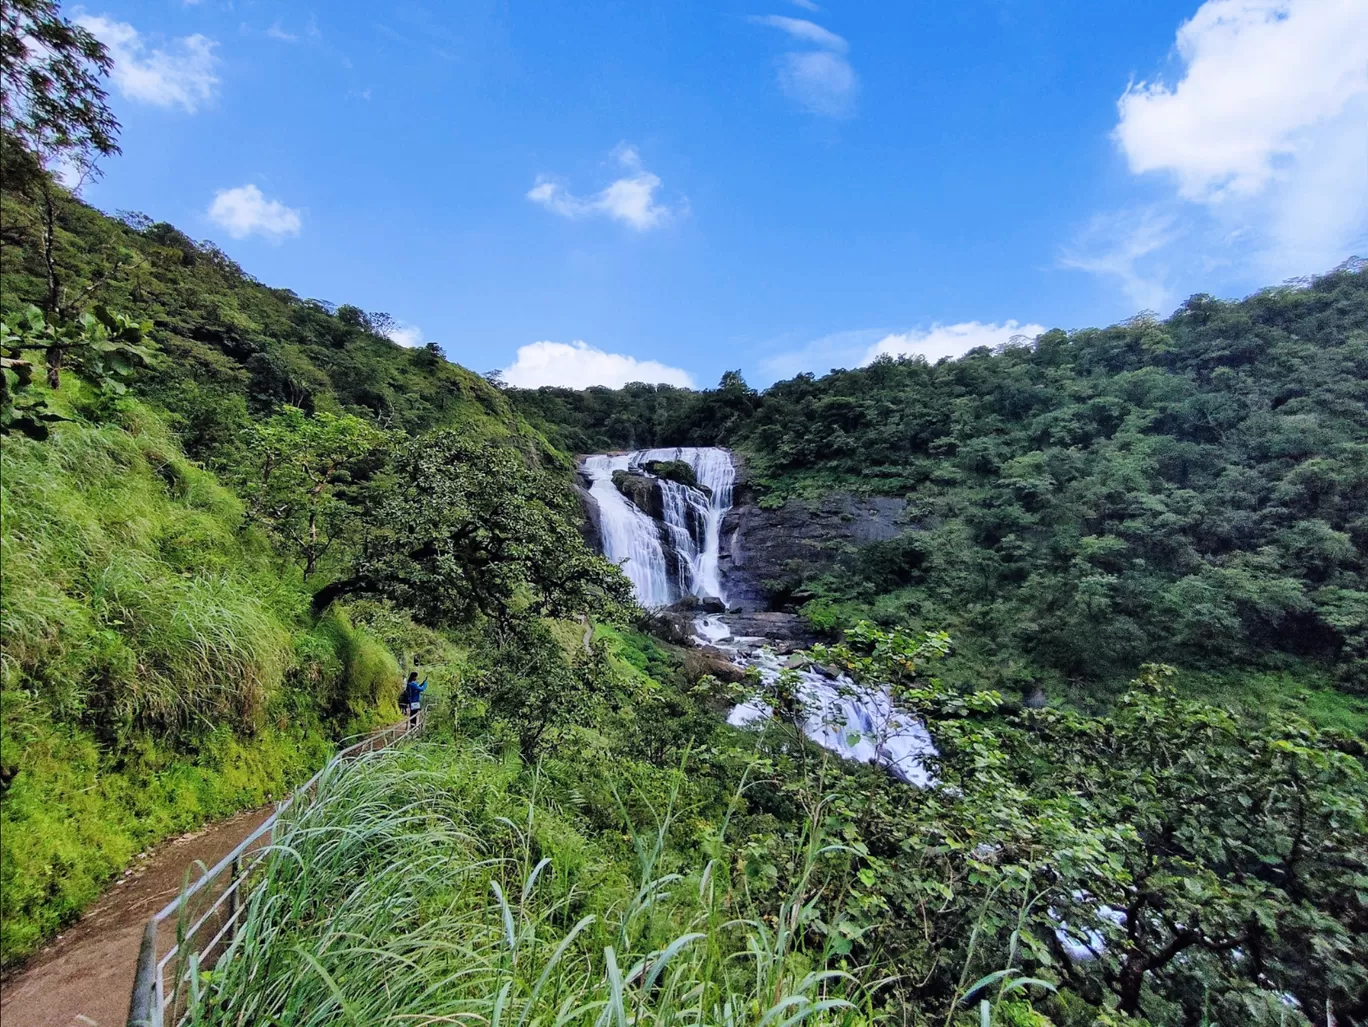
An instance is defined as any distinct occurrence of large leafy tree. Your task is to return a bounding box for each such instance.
[243,407,392,578]
[314,429,636,624]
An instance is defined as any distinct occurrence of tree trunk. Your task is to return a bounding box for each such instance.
[41,180,64,388]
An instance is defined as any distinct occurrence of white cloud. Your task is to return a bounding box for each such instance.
[1114,0,1368,202]
[74,15,219,113]
[266,23,299,42]
[384,323,425,348]
[758,328,883,382]
[750,15,847,52]
[788,0,822,10]
[501,341,695,389]
[527,145,683,231]
[207,185,302,241]
[751,14,858,117]
[1069,0,1368,304]
[1058,209,1180,313]
[863,321,1048,364]
[778,50,859,117]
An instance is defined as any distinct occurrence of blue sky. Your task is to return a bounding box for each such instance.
[70,0,1368,388]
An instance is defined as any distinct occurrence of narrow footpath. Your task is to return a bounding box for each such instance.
[0,806,273,1027]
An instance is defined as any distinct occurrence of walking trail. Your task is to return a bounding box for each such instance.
[0,806,272,1027]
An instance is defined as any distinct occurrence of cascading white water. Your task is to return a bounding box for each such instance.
[582,447,735,607]
[583,445,936,784]
[629,447,735,601]
[581,454,674,608]
[723,647,937,786]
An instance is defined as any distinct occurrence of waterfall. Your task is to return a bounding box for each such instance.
[629,447,735,601]
[581,445,936,784]
[581,454,674,608]
[581,447,735,607]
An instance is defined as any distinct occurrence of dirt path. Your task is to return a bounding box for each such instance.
[0,805,273,1027]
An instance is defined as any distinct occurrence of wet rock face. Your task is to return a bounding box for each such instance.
[574,481,603,551]
[718,611,817,644]
[611,469,664,519]
[718,461,910,611]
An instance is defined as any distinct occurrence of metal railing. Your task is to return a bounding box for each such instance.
[126,715,424,1027]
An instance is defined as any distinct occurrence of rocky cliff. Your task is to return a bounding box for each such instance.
[718,453,911,611]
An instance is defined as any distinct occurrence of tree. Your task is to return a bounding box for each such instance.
[313,429,636,624]
[1,0,119,186]
[475,617,625,762]
[244,408,392,578]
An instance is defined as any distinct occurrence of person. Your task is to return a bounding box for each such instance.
[402,670,427,728]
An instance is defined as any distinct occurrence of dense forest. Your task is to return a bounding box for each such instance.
[2,6,1366,1025]
[511,273,1368,710]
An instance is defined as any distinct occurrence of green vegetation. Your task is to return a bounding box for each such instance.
[510,270,1368,704]
[180,626,1368,1026]
[0,82,627,962]
[183,741,875,1027]
[2,21,1366,1024]
[0,404,346,958]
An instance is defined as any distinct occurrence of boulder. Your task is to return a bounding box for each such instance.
[611,469,664,519]
[696,595,726,614]
[644,459,700,490]
[720,611,815,643]
[683,650,748,684]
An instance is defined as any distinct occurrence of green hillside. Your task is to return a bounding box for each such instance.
[510,267,1368,712]
[0,165,625,964]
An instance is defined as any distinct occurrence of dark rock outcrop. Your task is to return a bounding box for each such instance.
[612,469,664,519]
[719,456,910,611]
[719,611,815,643]
[574,482,603,551]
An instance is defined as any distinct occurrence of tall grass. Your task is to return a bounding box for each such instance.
[0,414,291,731]
[0,408,413,963]
[185,742,878,1027]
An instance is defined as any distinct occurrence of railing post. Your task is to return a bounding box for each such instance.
[227,855,240,936]
[126,919,160,1027]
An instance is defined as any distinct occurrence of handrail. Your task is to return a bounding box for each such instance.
[126,714,424,1027]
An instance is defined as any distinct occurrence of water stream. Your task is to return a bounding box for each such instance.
[581,446,936,784]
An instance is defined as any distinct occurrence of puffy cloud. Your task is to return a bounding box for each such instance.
[74,15,218,112]
[862,321,1048,364]
[501,341,695,389]
[752,14,858,117]
[1114,0,1368,202]
[527,144,683,231]
[207,185,302,241]
[1068,0,1368,300]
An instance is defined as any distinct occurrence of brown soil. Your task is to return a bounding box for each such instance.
[0,806,272,1027]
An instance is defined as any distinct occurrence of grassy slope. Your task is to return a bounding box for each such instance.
[0,180,556,963]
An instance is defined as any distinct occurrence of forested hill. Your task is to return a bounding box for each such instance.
[0,163,627,963]
[511,267,1368,698]
[0,152,553,469]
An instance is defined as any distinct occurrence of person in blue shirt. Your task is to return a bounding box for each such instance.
[401,671,427,727]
